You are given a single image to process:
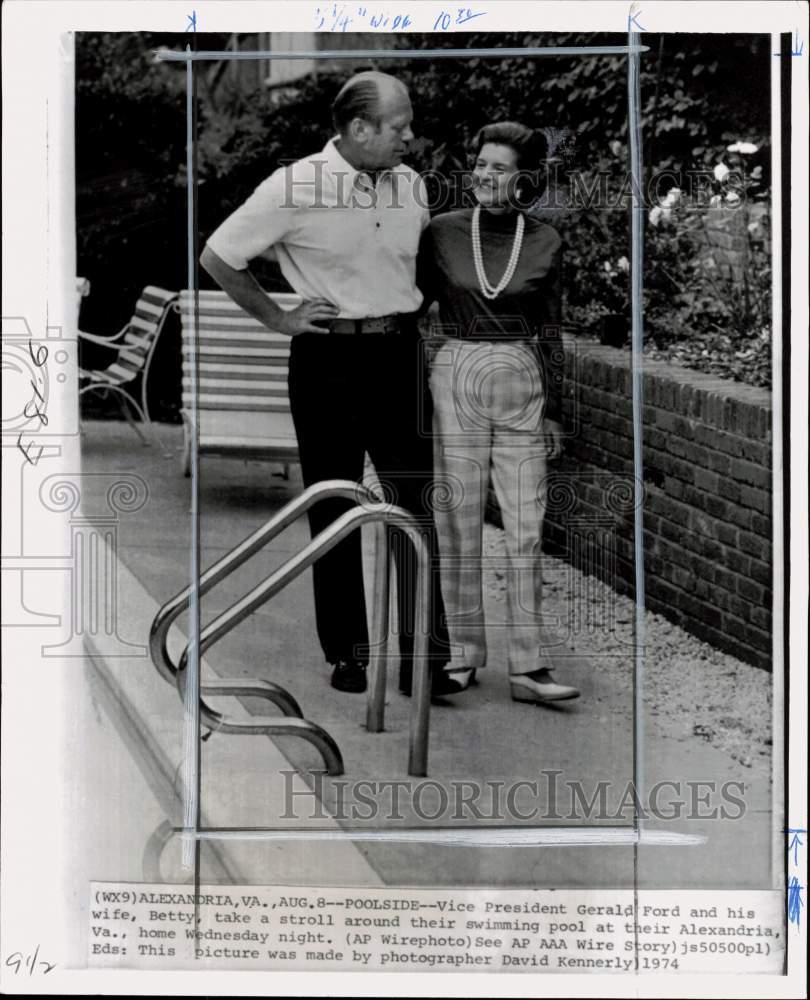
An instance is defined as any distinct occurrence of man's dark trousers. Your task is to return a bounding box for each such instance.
[287,319,451,672]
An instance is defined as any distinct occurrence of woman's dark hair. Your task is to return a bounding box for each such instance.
[472,121,548,204]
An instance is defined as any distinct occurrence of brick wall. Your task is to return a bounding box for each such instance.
[542,338,773,670]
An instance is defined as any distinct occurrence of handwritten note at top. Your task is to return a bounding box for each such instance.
[313,4,487,32]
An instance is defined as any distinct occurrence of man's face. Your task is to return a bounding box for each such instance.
[362,90,414,169]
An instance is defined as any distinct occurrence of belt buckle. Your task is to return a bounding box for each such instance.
[352,315,398,335]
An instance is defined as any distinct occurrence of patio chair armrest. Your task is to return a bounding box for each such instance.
[78,324,129,347]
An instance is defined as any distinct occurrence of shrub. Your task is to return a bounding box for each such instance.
[76,30,773,419]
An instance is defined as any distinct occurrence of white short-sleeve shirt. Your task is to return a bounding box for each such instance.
[205,139,430,319]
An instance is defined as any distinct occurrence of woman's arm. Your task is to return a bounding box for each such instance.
[535,243,565,427]
[415,224,439,316]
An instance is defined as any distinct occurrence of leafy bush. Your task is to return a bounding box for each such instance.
[557,137,771,388]
[76,30,773,419]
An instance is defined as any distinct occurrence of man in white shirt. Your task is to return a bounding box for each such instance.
[201,71,460,697]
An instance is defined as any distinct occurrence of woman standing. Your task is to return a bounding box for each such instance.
[418,121,580,704]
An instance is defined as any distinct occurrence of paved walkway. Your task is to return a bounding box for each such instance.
[79,420,774,891]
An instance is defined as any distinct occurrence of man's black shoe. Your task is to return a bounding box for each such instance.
[399,664,464,698]
[330,659,367,693]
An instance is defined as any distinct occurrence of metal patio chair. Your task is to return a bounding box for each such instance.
[78,285,177,447]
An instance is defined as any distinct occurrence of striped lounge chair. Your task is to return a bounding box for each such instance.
[78,285,177,445]
[177,289,302,477]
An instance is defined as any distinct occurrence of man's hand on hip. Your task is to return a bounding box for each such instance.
[279,299,340,336]
[543,419,564,460]
[199,247,340,337]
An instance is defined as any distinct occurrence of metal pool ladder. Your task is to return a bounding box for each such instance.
[148,479,435,778]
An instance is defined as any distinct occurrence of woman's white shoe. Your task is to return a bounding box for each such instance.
[510,669,580,703]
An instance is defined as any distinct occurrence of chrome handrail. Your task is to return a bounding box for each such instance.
[366,519,390,735]
[176,502,434,777]
[149,479,380,686]
[148,479,389,777]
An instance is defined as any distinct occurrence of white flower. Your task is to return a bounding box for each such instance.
[649,206,664,226]
[603,261,613,272]
[727,141,759,154]
[617,256,630,272]
[725,191,741,205]
[609,140,623,157]
[662,187,682,207]
[709,194,722,207]
[714,162,730,182]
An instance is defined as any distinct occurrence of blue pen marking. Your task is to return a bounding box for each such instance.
[327,3,350,31]
[628,9,645,33]
[433,8,486,30]
[314,4,352,31]
[186,10,196,32]
[787,876,804,929]
[335,4,353,31]
[318,5,413,30]
[456,7,486,24]
[787,828,806,868]
[774,29,804,56]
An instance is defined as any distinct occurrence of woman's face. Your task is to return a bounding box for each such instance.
[472,142,521,210]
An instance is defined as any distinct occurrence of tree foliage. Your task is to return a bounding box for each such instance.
[76,31,773,417]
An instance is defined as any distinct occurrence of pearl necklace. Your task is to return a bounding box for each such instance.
[471,204,525,300]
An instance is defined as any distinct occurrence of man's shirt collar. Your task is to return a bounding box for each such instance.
[322,138,394,191]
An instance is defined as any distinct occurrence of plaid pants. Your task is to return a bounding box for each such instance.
[430,339,549,676]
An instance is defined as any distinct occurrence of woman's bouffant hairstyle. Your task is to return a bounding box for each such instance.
[471,121,549,204]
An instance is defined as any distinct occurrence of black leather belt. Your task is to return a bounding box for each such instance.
[329,315,401,335]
